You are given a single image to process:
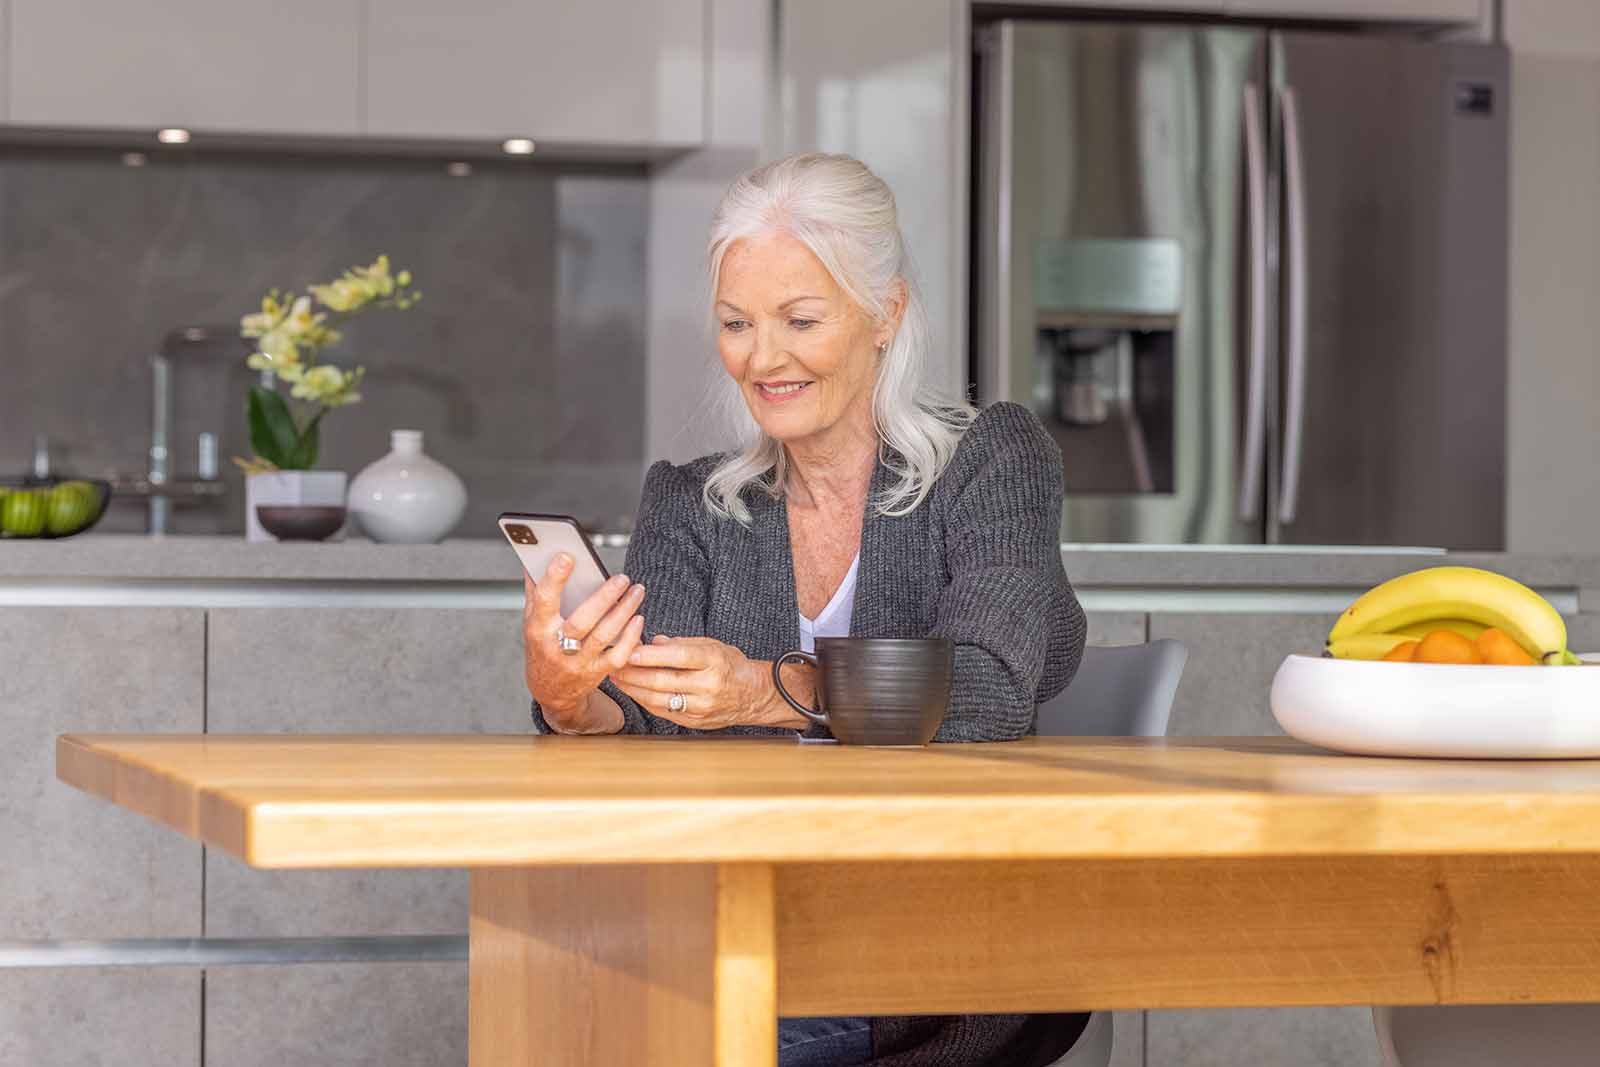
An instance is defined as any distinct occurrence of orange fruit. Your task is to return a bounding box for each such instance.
[1475,627,1537,666]
[1414,629,1481,664]
[1382,640,1420,662]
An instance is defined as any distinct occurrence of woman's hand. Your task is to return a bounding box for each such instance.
[522,554,646,733]
[611,636,811,730]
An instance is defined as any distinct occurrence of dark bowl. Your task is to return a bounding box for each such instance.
[256,505,346,542]
[0,477,113,539]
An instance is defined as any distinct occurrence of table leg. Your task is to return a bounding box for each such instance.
[470,863,776,1067]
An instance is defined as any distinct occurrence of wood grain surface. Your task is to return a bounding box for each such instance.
[56,733,1600,867]
[55,730,1600,1055]
[469,863,777,1067]
[773,855,1600,1014]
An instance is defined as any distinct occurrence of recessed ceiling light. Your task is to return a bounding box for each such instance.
[156,128,191,145]
[122,152,148,168]
[446,161,473,177]
[501,138,535,156]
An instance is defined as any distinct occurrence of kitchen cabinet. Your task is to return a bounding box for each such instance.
[0,607,204,1067]
[780,0,963,394]
[1225,0,1482,19]
[206,965,464,1067]
[364,0,705,147]
[7,0,361,134]
[1148,612,1335,735]
[1,972,199,1067]
[1148,1007,1383,1067]
[0,608,203,941]
[204,606,528,940]
[199,605,518,1063]
[997,0,1482,21]
[1144,610,1382,1067]
[1085,611,1147,647]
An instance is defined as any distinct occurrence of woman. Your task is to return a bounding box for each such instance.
[522,153,1088,1066]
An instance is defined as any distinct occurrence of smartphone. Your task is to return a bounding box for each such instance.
[498,513,612,618]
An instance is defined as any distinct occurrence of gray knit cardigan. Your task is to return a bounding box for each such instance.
[531,401,1089,1066]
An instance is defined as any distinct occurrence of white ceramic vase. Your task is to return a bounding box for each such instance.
[245,470,348,543]
[347,429,467,544]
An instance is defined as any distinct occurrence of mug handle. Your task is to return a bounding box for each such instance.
[772,651,827,725]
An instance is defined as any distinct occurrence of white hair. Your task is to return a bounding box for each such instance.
[701,153,976,525]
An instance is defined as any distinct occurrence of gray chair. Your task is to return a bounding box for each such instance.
[1037,639,1189,1067]
[1375,1004,1600,1066]
[1036,639,1187,740]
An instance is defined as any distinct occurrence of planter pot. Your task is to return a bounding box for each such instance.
[347,429,467,544]
[245,471,348,543]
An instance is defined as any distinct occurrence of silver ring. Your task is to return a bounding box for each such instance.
[557,633,582,655]
[668,692,687,713]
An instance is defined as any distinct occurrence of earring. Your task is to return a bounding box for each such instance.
[877,341,888,354]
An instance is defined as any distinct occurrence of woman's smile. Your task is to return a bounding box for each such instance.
[755,379,813,403]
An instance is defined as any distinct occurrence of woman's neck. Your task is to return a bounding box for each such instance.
[784,408,877,513]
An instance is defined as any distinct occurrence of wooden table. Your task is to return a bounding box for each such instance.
[56,734,1600,1065]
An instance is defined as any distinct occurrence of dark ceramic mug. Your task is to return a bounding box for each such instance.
[772,637,954,746]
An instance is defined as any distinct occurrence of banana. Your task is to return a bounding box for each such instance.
[1326,566,1569,664]
[1325,633,1417,660]
[1389,618,1487,641]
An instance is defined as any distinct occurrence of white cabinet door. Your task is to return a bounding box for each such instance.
[1225,0,1482,20]
[994,0,1478,15]
[780,0,964,395]
[365,0,705,147]
[8,0,361,134]
[997,0,1227,12]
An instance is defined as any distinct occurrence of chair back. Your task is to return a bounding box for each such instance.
[1036,639,1187,739]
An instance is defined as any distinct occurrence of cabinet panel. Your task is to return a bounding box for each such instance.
[207,964,465,1067]
[365,0,705,145]
[9,0,361,134]
[1567,615,1600,651]
[997,0,1227,11]
[0,609,203,1067]
[0,607,203,939]
[1110,1011,1144,1067]
[1148,1007,1382,1067]
[1226,0,1481,20]
[780,0,962,393]
[0,970,199,1067]
[205,607,526,936]
[1086,611,1147,647]
[1147,613,1334,735]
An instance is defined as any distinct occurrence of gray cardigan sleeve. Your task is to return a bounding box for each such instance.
[929,404,1086,741]
[529,461,710,735]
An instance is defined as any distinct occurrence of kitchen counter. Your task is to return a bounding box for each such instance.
[11,542,1600,1067]
[3,535,1598,613]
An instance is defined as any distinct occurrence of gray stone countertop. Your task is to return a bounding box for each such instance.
[4,535,1600,591]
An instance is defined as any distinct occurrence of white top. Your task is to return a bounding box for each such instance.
[798,554,860,653]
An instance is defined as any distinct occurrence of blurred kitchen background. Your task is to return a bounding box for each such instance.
[2,151,648,536]
[1,0,1597,553]
[11,5,1600,1067]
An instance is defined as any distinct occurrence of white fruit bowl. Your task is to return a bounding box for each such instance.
[1270,654,1600,759]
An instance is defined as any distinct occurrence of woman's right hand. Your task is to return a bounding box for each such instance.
[522,554,646,730]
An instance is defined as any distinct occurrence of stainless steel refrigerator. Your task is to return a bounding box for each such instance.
[973,20,1508,548]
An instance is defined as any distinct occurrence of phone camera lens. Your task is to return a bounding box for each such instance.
[508,524,538,545]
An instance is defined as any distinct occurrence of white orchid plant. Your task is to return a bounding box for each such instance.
[235,255,420,474]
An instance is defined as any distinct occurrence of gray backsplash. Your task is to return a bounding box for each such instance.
[0,149,648,536]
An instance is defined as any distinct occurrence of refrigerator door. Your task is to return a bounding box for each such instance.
[1269,34,1508,548]
[975,21,1268,543]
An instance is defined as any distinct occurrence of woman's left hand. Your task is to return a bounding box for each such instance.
[611,635,804,729]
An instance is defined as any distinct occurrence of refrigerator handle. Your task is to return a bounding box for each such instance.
[1237,83,1268,523]
[1278,85,1309,526]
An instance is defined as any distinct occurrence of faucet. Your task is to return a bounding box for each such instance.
[145,326,229,535]
[32,433,50,481]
